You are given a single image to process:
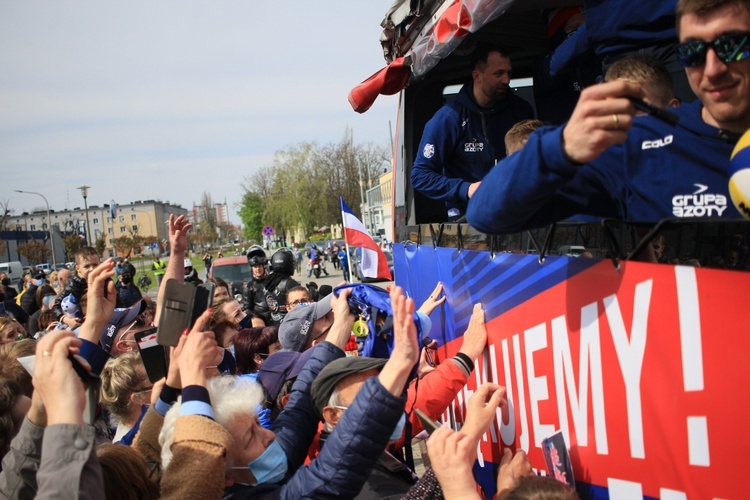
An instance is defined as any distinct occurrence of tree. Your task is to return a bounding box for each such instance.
[17,239,50,265]
[237,191,264,242]
[113,235,133,257]
[95,234,107,257]
[62,234,83,260]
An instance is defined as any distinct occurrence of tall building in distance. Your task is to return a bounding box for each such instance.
[5,199,187,260]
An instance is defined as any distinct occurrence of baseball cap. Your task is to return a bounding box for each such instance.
[257,347,316,401]
[310,356,387,418]
[278,294,333,352]
[99,300,148,352]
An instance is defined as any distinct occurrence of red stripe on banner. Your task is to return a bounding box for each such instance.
[344,227,391,279]
[428,260,749,499]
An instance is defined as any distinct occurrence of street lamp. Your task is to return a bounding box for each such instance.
[14,190,57,268]
[78,185,92,246]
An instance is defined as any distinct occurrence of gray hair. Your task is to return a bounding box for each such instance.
[159,375,264,468]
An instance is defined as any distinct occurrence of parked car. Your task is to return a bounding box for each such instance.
[209,256,253,295]
[353,248,394,283]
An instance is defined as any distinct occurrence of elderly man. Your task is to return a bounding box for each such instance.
[309,303,489,498]
[468,0,750,232]
[151,285,419,498]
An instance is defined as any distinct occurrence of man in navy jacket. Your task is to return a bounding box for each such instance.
[411,44,534,220]
[468,0,750,233]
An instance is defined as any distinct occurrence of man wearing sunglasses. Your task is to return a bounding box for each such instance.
[468,0,750,234]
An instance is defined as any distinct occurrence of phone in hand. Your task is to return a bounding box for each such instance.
[68,353,92,384]
[415,408,441,435]
[191,282,215,327]
[135,326,167,383]
[157,280,216,347]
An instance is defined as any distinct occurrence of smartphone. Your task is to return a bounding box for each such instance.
[157,279,195,347]
[415,408,441,435]
[135,326,167,383]
[68,353,92,384]
[191,283,215,327]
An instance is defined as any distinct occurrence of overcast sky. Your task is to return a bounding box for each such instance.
[0,1,399,221]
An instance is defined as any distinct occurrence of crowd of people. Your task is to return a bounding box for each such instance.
[0,213,572,499]
[2,0,749,497]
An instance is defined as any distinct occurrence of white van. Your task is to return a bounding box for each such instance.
[0,261,24,290]
[558,245,587,257]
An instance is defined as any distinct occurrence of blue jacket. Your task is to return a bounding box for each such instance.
[550,0,678,76]
[467,100,742,234]
[229,342,406,499]
[411,82,534,216]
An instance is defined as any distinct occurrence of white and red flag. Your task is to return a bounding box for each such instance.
[340,197,391,280]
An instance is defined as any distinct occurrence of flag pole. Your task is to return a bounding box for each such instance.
[340,197,355,283]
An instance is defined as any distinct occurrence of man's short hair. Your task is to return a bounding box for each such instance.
[676,0,750,31]
[505,119,545,155]
[75,246,99,263]
[605,54,675,105]
[472,43,512,70]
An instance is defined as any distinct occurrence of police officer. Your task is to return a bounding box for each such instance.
[244,246,301,326]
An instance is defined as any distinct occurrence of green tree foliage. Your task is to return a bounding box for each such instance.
[95,234,107,257]
[62,234,83,260]
[238,191,264,242]
[238,131,389,237]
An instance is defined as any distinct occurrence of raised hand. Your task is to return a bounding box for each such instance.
[78,259,117,343]
[33,330,91,425]
[458,303,487,361]
[461,382,507,438]
[418,281,447,317]
[427,426,482,500]
[496,448,534,499]
[169,214,193,256]
[561,80,644,164]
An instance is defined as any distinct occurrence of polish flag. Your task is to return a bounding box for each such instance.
[340,197,391,280]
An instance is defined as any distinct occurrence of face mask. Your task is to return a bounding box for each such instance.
[238,314,253,330]
[1,278,10,286]
[390,412,406,441]
[247,439,288,485]
[121,275,132,284]
[228,344,236,357]
[33,279,45,287]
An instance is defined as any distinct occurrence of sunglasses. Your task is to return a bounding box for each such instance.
[677,31,750,67]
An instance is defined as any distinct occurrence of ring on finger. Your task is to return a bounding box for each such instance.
[612,113,620,126]
[42,350,51,357]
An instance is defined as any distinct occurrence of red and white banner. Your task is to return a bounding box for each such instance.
[393,245,749,498]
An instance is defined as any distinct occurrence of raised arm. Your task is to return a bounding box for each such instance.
[467,80,645,234]
[155,215,192,325]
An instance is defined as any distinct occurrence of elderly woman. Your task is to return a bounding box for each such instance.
[151,286,416,499]
[100,352,153,443]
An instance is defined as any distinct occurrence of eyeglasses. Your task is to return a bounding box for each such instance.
[677,32,750,67]
[289,298,313,307]
[134,386,153,395]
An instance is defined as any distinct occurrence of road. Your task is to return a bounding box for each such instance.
[145,258,393,301]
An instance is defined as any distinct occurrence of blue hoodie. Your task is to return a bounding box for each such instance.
[467,99,742,234]
[410,82,534,216]
[550,0,678,76]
